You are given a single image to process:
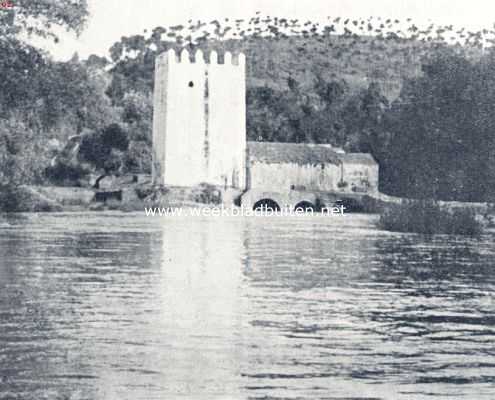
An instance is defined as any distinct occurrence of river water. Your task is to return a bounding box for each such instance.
[0,212,494,399]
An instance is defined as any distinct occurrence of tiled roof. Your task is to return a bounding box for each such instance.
[247,141,377,166]
[339,153,377,166]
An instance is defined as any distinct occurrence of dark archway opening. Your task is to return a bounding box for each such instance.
[93,174,107,189]
[294,201,315,212]
[253,198,281,212]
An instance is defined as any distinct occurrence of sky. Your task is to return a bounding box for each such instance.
[41,0,495,60]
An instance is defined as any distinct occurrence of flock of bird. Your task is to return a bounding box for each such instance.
[144,13,494,49]
[116,13,492,99]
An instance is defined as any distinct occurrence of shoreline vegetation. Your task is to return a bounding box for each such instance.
[0,182,493,236]
[378,200,487,237]
[0,182,225,213]
[1,6,495,235]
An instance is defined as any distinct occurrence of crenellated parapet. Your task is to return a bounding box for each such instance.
[156,48,246,66]
[152,45,247,189]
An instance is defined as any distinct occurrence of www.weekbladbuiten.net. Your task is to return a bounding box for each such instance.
[145,204,347,217]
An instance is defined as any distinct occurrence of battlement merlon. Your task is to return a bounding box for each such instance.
[155,48,246,67]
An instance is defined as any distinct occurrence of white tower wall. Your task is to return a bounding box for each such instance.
[152,48,247,190]
[207,52,246,188]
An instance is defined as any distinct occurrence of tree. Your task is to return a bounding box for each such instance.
[343,82,390,155]
[0,0,99,196]
[246,85,298,142]
[121,91,153,142]
[0,117,46,187]
[0,1,100,137]
[382,49,495,201]
[0,0,89,41]
[33,59,120,133]
[0,117,50,209]
[78,123,129,174]
[0,39,46,115]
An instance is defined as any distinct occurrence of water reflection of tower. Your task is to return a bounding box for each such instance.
[156,216,247,397]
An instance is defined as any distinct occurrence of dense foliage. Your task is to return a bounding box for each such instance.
[382,51,495,201]
[0,0,89,40]
[102,18,495,202]
[0,117,49,211]
[1,6,495,205]
[379,200,482,236]
[0,0,97,192]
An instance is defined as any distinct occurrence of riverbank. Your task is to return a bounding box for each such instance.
[378,200,486,236]
[1,183,494,231]
[0,182,234,213]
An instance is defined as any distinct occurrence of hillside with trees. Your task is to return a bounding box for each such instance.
[1,8,495,207]
[103,17,495,201]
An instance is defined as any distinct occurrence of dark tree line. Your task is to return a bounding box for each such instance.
[246,47,495,202]
[382,49,495,201]
[0,1,151,189]
[1,4,495,202]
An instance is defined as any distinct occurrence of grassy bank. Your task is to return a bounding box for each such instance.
[0,185,63,212]
[378,200,483,236]
[0,183,227,213]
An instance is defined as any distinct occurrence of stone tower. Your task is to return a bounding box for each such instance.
[152,48,247,189]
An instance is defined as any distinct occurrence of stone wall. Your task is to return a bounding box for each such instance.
[341,162,379,194]
[248,161,340,192]
[247,160,379,194]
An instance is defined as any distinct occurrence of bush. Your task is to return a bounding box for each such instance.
[124,140,152,173]
[135,183,154,199]
[193,183,221,204]
[101,123,129,151]
[103,149,124,174]
[78,124,129,172]
[482,203,495,228]
[0,185,62,212]
[45,162,88,186]
[136,185,169,202]
[378,200,482,236]
[79,131,111,167]
[0,185,27,212]
[0,118,47,187]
